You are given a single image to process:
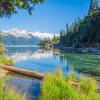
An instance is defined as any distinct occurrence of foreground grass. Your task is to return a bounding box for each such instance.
[0,42,5,54]
[0,41,13,65]
[40,70,100,100]
[0,77,26,100]
[0,55,13,65]
[0,53,25,100]
[0,55,25,100]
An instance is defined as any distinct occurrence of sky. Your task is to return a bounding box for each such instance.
[0,0,100,34]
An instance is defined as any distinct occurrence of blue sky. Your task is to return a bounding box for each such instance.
[0,0,100,33]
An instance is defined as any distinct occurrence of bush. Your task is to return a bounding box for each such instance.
[40,70,100,100]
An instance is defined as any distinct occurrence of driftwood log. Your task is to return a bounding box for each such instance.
[0,64,44,80]
[0,64,100,92]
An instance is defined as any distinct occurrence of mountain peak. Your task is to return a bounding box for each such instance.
[3,28,59,40]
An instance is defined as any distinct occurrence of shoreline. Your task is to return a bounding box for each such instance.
[54,45,100,54]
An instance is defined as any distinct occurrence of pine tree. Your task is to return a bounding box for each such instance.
[88,0,99,16]
[60,30,65,37]
[94,0,99,9]
[66,23,69,34]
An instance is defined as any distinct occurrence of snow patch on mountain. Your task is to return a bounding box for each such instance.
[3,28,59,39]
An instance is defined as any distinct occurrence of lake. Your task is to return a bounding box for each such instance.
[5,46,100,100]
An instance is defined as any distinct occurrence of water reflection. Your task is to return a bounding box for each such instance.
[5,47,100,79]
[6,50,53,62]
[5,47,69,75]
[5,46,100,100]
[7,77,40,100]
[5,47,71,100]
[53,49,100,81]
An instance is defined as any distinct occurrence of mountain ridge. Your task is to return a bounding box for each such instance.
[1,28,59,45]
[2,28,59,39]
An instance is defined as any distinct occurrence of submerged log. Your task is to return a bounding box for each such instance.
[0,64,44,80]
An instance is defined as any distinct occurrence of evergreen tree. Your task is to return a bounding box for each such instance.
[58,0,100,48]
[93,0,99,9]
[88,0,99,16]
[66,23,69,34]
[60,30,64,38]
[71,20,77,33]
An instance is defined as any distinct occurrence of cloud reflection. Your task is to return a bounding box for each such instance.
[6,50,53,62]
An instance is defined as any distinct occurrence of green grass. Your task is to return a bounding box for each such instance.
[0,41,13,65]
[0,77,26,100]
[0,55,13,65]
[0,42,5,54]
[0,44,25,100]
[40,70,100,100]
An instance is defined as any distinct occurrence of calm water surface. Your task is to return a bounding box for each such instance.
[5,46,100,100]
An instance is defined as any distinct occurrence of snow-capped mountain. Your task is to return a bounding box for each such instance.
[1,28,59,45]
[3,28,59,39]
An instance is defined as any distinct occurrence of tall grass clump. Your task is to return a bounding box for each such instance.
[0,42,5,54]
[40,70,100,100]
[0,77,26,100]
[0,55,13,65]
[0,41,13,65]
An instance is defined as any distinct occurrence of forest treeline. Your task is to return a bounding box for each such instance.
[57,0,100,48]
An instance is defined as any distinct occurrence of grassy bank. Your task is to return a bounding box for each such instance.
[40,70,100,100]
[0,52,25,100]
[0,61,26,100]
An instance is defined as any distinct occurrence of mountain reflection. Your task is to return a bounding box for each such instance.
[5,48,53,62]
[5,47,100,81]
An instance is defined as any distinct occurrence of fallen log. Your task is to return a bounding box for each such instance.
[0,64,44,80]
[0,64,100,92]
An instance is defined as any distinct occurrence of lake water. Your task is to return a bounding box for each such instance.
[5,46,100,100]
